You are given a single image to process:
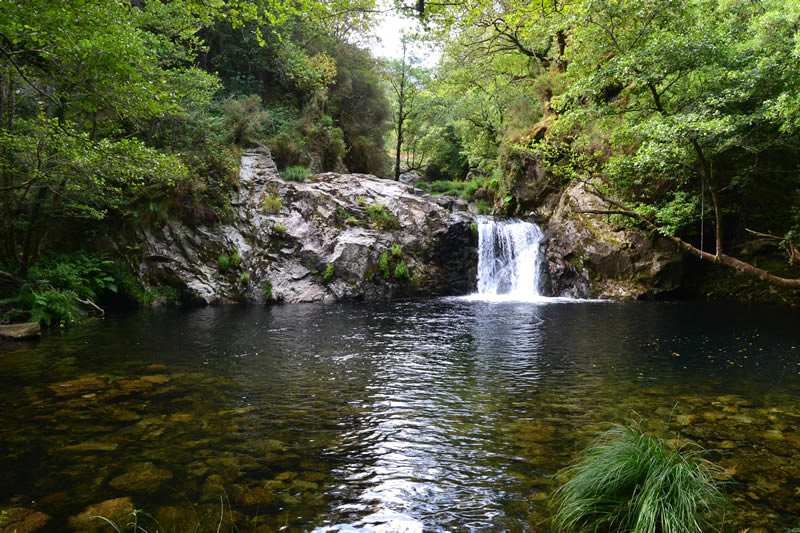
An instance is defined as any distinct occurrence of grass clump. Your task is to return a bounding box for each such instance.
[273,221,287,234]
[231,251,241,268]
[240,272,249,283]
[262,193,282,214]
[366,203,400,230]
[551,423,729,533]
[379,251,390,279]
[280,165,309,182]
[218,253,230,272]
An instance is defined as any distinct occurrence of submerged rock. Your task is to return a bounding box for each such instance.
[68,497,134,532]
[0,322,40,340]
[108,462,173,491]
[2,507,50,532]
[138,148,477,304]
[47,377,106,397]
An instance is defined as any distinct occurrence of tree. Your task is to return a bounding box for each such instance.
[387,37,423,180]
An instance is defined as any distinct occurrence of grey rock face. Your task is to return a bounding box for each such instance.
[542,182,684,299]
[138,149,477,304]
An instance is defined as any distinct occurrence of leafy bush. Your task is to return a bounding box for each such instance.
[27,288,85,326]
[218,254,230,272]
[366,203,400,230]
[231,251,241,268]
[477,201,492,215]
[551,424,729,533]
[394,260,410,280]
[262,193,282,214]
[280,165,310,182]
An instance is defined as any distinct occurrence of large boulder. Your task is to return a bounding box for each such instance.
[138,149,478,303]
[542,182,684,299]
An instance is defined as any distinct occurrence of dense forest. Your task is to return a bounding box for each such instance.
[1,0,799,324]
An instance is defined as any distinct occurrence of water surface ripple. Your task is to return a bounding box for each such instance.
[0,300,799,531]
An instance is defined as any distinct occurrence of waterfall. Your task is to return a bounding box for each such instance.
[470,217,548,301]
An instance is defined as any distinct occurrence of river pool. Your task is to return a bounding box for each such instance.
[1,299,799,531]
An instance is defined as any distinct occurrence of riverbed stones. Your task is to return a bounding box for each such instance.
[68,497,134,532]
[109,462,172,491]
[47,377,106,397]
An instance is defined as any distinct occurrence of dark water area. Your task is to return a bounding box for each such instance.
[1,300,799,532]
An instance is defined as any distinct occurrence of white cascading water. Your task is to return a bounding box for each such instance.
[471,217,547,301]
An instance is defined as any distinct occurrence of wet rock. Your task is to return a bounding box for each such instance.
[138,149,478,304]
[2,507,50,532]
[234,486,279,506]
[0,322,40,340]
[47,377,106,397]
[68,497,134,532]
[109,462,173,491]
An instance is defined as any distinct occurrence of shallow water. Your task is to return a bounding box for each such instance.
[1,300,799,531]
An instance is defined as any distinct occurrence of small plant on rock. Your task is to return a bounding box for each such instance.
[262,193,282,214]
[218,253,230,272]
[231,251,241,268]
[280,165,309,182]
[273,221,287,234]
[394,260,410,280]
[391,243,402,257]
[551,423,729,533]
[240,272,249,284]
[261,279,272,300]
[322,262,334,283]
[379,251,390,279]
[366,203,400,230]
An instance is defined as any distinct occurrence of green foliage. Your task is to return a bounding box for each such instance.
[231,251,242,268]
[379,251,390,279]
[477,201,492,215]
[273,221,287,234]
[221,94,270,146]
[322,262,335,283]
[261,279,273,300]
[470,222,478,236]
[551,424,729,533]
[394,260,410,280]
[218,254,230,272]
[365,203,400,230]
[240,272,250,283]
[280,166,310,182]
[391,244,402,257]
[262,194,283,214]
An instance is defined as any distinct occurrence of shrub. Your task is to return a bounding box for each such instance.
[391,243,402,257]
[272,221,287,234]
[366,203,400,230]
[231,251,241,268]
[280,165,309,182]
[262,193,282,214]
[218,253,230,272]
[551,424,729,533]
[261,279,272,300]
[394,260,410,280]
[477,201,492,215]
[322,262,334,282]
[240,272,249,283]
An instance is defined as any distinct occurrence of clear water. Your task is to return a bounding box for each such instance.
[1,301,799,532]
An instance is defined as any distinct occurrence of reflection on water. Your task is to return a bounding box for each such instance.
[0,301,799,531]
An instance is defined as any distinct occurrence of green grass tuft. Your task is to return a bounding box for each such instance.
[262,193,282,214]
[365,203,400,230]
[551,424,729,533]
[280,165,309,182]
[218,253,230,272]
